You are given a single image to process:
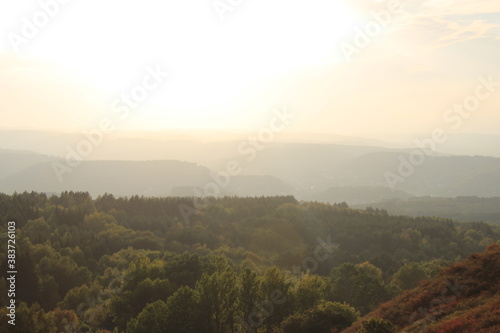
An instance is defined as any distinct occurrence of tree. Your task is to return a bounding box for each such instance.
[16,247,41,304]
[125,300,168,333]
[164,286,199,332]
[49,308,80,333]
[163,252,213,288]
[356,318,396,333]
[0,302,56,333]
[128,278,175,316]
[195,265,239,333]
[260,266,294,332]
[329,263,391,314]
[39,275,60,310]
[23,217,51,244]
[281,301,359,333]
[390,262,428,291]
[239,268,261,323]
[292,273,327,312]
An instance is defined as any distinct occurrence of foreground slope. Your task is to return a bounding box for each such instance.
[344,244,500,333]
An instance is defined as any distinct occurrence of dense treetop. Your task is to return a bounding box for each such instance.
[0,191,498,332]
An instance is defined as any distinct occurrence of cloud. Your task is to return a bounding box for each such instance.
[402,16,498,49]
[422,0,500,16]
[382,0,500,51]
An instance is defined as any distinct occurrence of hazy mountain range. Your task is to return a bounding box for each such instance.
[1,130,500,200]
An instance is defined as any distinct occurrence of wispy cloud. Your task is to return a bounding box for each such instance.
[422,0,500,16]
[399,0,500,49]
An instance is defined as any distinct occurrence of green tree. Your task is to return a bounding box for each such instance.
[329,263,391,314]
[356,318,397,333]
[195,265,239,333]
[292,273,327,312]
[163,252,215,288]
[164,286,199,332]
[16,247,41,305]
[260,266,294,332]
[125,300,168,333]
[39,275,60,310]
[23,217,51,244]
[281,301,359,333]
[239,268,261,323]
[0,302,56,333]
[390,262,428,291]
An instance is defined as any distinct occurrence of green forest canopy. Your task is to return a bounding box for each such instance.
[0,191,498,332]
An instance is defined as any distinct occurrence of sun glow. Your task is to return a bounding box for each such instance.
[1,0,358,130]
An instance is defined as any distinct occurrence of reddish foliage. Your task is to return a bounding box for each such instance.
[342,245,500,333]
[436,319,465,333]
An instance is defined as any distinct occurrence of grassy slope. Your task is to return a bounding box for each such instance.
[343,244,500,333]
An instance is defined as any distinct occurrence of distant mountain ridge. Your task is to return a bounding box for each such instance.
[1,130,499,158]
[0,159,292,197]
[0,148,56,180]
[1,142,500,199]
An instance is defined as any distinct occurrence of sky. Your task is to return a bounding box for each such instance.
[1,0,500,140]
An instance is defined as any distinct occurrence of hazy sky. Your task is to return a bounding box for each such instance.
[1,0,499,139]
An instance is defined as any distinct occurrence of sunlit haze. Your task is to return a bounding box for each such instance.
[1,0,500,139]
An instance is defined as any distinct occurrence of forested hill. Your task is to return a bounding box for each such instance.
[343,244,500,333]
[3,144,500,199]
[0,159,292,197]
[0,192,498,332]
[354,196,500,225]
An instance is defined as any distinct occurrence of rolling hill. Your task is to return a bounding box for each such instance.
[1,142,500,199]
[0,159,293,197]
[0,148,56,180]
